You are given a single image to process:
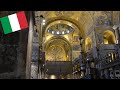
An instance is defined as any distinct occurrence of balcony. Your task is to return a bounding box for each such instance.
[99,44,118,50]
[99,44,120,69]
[101,59,120,69]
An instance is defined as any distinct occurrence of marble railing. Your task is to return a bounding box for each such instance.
[45,61,72,75]
[99,44,118,50]
[101,59,120,69]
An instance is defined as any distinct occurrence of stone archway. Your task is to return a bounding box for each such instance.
[45,37,72,61]
[42,17,85,38]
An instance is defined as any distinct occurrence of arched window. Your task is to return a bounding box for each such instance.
[106,52,118,63]
[103,30,116,44]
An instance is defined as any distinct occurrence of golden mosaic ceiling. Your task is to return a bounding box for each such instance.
[45,38,70,51]
[45,38,71,61]
[35,11,95,38]
[34,11,115,61]
[46,45,67,61]
[35,11,114,42]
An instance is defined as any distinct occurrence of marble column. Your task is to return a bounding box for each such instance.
[113,25,120,44]
[113,26,120,60]
[26,11,34,79]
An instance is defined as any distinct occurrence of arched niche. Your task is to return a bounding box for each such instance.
[103,30,116,44]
